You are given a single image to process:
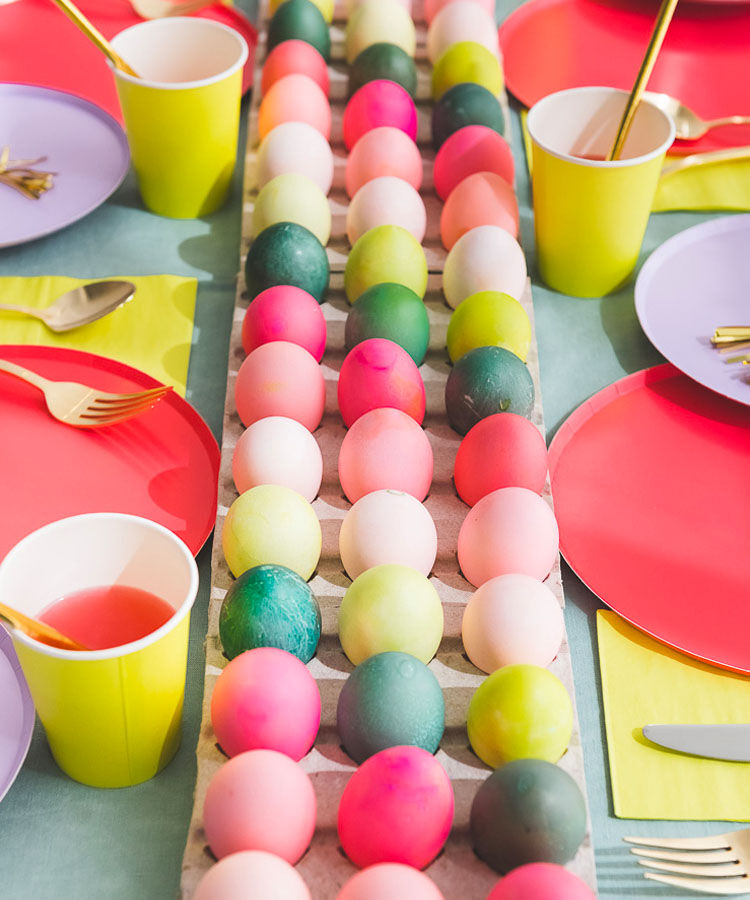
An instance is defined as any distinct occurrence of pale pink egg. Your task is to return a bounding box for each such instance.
[427,0,500,63]
[442,225,527,309]
[241,285,327,360]
[346,127,423,199]
[337,863,444,900]
[433,125,514,201]
[342,80,417,151]
[194,851,311,900]
[261,39,330,97]
[347,176,426,244]
[258,73,331,141]
[425,0,496,24]
[440,171,519,250]
[257,122,334,195]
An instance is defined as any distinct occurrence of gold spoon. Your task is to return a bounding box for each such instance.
[0,602,88,651]
[0,280,135,333]
[644,92,750,141]
[48,0,139,77]
[660,145,750,178]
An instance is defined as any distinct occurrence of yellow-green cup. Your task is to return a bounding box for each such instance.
[110,18,248,218]
[527,86,675,297]
[0,513,199,788]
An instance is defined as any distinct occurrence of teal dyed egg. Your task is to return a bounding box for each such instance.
[345,282,430,366]
[348,43,418,99]
[245,221,330,302]
[431,82,505,150]
[219,563,322,662]
[336,651,445,763]
[267,0,331,62]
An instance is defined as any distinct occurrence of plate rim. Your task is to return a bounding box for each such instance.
[0,626,34,805]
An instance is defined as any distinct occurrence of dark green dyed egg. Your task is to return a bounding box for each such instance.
[445,345,534,435]
[348,43,418,99]
[431,82,505,150]
[336,651,445,763]
[245,221,330,302]
[219,563,321,662]
[267,0,331,61]
[345,282,429,365]
[470,758,587,873]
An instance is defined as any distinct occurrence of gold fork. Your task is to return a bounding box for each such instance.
[0,359,171,427]
[625,830,750,894]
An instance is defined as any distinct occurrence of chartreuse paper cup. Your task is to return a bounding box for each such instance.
[0,513,198,788]
[110,18,248,218]
[527,86,674,297]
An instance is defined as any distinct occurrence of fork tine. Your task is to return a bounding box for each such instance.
[638,858,744,877]
[631,847,737,863]
[80,399,165,424]
[625,834,732,850]
[93,385,172,404]
[86,390,171,414]
[644,872,750,895]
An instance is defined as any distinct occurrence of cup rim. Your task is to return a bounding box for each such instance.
[109,16,249,91]
[527,85,676,167]
[0,512,199,661]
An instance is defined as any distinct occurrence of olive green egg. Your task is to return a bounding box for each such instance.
[267,0,331,62]
[348,43,418,99]
[431,82,506,150]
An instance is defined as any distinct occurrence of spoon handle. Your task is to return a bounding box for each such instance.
[0,302,48,322]
[660,146,750,177]
[48,0,139,77]
[0,602,87,651]
[706,115,750,130]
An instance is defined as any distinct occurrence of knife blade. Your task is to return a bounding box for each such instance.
[642,724,750,762]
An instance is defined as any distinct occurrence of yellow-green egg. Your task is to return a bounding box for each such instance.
[251,173,331,245]
[345,0,416,64]
[344,225,428,304]
[446,290,532,363]
[432,41,504,101]
[269,0,335,21]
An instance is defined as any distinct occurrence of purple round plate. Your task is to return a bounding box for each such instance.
[0,83,130,248]
[635,214,750,407]
[0,625,34,803]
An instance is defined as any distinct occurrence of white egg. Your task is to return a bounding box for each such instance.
[427,0,500,64]
[346,176,426,245]
[442,225,527,308]
[256,121,334,195]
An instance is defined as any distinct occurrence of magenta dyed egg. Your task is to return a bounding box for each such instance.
[345,126,422,199]
[441,171,519,250]
[241,285,327,361]
[433,125,514,201]
[338,338,425,427]
[342,80,417,151]
[261,39,330,97]
[338,407,433,503]
[486,863,596,900]
[337,864,444,900]
[258,73,331,141]
[338,746,454,869]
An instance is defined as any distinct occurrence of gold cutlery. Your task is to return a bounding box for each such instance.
[644,92,750,142]
[661,146,750,178]
[0,281,135,332]
[48,0,139,76]
[0,601,87,651]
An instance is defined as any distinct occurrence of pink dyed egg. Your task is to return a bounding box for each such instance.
[338,746,454,869]
[210,646,321,759]
[433,125,514,201]
[342,80,417,152]
[346,126,422,199]
[258,73,331,141]
[338,407,433,503]
[261,39,330,97]
[427,1,500,63]
[194,851,311,900]
[337,864,444,900]
[203,749,316,863]
[457,487,559,586]
[425,0,495,23]
[441,171,519,250]
[338,338,425,427]
[257,121,334,195]
[347,176,426,244]
[241,285,327,361]
[235,341,325,431]
[486,863,596,900]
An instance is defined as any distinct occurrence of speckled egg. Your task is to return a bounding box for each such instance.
[442,225,525,307]
[194,851,312,900]
[245,221,330,302]
[261,39,330,96]
[258,73,331,141]
[347,175,426,245]
[486,863,596,900]
[345,0,416,64]
[345,126,423,199]
[337,865,444,900]
[345,282,429,366]
[241,284,327,362]
[441,172,519,250]
[343,80,417,151]
[434,127,514,202]
[446,290,531,363]
[427,2,501,64]
[344,225,427,303]
[267,0,331,60]
[349,42,418,99]
[432,82,505,150]
[252,173,331,245]
[425,0,495,23]
[256,121,334,194]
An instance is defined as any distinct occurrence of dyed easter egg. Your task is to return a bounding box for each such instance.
[434,127,514,202]
[241,284,326,361]
[441,172,519,250]
[252,173,331,245]
[454,413,548,504]
[467,664,573,767]
[487,863,596,900]
[457,486,558,586]
[432,82,505,150]
[446,290,531,363]
[219,564,321,662]
[445,345,535,435]
[258,73,331,141]
[343,81,417,151]
[338,407,434,503]
[270,0,334,22]
[222,484,322,580]
[337,651,444,762]
[261,39,330,96]
[210,646,321,759]
[427,2,501,64]
[345,282,429,366]
[432,42,503,101]
[349,42,418,99]
[339,489,437,579]
[345,0,416,64]
[425,0,495,24]
[345,127,423,198]
[338,338,425,427]
[338,564,443,665]
[345,225,427,303]
[203,749,316,862]
[235,341,325,431]
[470,759,587,872]
[267,0,331,61]
[194,851,312,900]
[245,221,329,302]
[256,121,334,194]
[461,574,564,672]
[338,746,454,868]
[442,225,525,307]
[348,0,412,10]
[347,176,425,245]
[337,865,444,900]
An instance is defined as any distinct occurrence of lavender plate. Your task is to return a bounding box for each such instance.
[0,84,130,248]
[0,625,33,803]
[635,214,750,407]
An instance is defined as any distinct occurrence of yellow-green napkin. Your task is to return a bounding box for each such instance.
[597,610,750,820]
[0,275,197,396]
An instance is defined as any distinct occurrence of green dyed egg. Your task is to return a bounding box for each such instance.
[431,82,506,150]
[219,563,322,662]
[267,0,331,61]
[245,221,330,302]
[446,290,531,363]
[349,43,418,99]
[432,41,504,101]
[345,282,429,365]
[445,345,535,435]
[336,651,445,763]
[470,759,587,873]
[344,225,428,304]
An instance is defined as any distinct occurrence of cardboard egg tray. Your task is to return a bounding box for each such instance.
[180,3,597,896]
